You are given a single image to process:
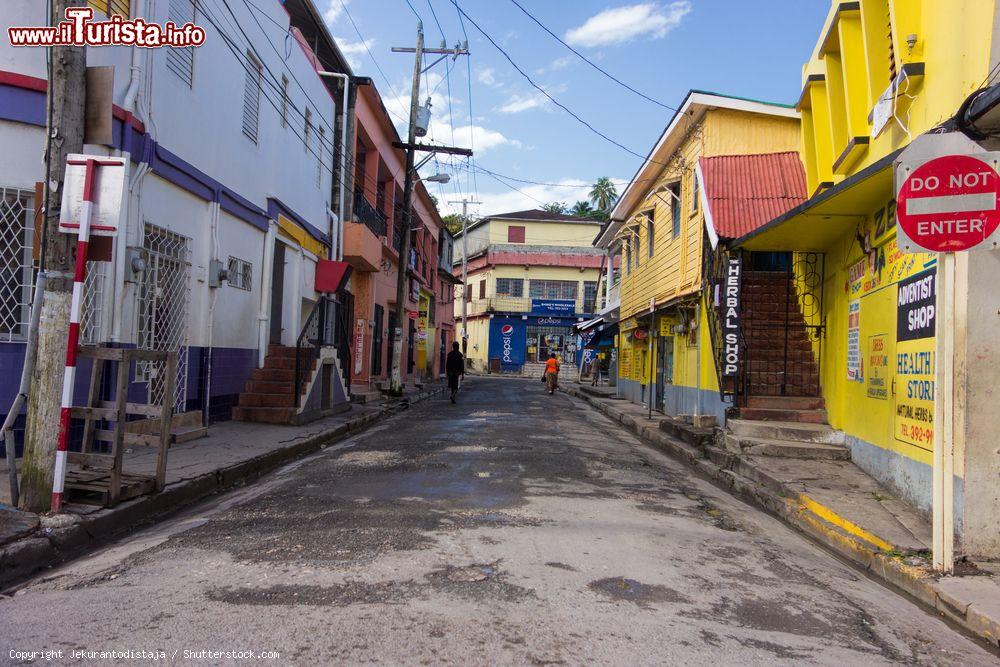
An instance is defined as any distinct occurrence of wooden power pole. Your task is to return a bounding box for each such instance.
[387,26,470,395]
[19,0,87,512]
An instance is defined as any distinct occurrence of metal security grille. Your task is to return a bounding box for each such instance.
[166,0,195,87]
[227,256,252,291]
[138,224,190,412]
[80,261,107,345]
[0,188,35,342]
[529,279,578,301]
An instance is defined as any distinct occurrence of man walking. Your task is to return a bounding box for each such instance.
[446,342,465,403]
[544,352,561,395]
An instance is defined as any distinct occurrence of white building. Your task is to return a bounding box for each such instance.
[0,0,357,435]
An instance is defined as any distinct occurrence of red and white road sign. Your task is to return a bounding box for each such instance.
[896,154,1000,253]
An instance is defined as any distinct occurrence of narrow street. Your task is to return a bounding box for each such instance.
[2,378,995,665]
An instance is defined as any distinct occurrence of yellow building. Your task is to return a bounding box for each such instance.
[596,91,800,420]
[732,0,1000,557]
[452,210,605,375]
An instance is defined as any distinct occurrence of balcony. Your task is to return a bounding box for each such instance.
[462,295,598,317]
[353,190,387,238]
[599,282,620,314]
[344,220,382,272]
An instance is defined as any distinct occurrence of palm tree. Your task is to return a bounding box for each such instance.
[589,177,618,213]
[541,202,567,214]
[570,201,594,217]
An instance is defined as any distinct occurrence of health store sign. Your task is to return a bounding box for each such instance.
[894,270,935,449]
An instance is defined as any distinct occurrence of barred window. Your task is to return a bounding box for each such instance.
[88,0,130,17]
[529,279,577,301]
[165,0,195,87]
[227,256,252,291]
[495,278,523,297]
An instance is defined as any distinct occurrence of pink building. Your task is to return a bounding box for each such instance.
[343,80,458,395]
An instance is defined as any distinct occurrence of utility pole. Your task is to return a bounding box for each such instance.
[388,27,471,395]
[448,198,480,357]
[20,0,86,512]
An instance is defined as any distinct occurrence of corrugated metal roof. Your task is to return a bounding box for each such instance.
[699,152,808,240]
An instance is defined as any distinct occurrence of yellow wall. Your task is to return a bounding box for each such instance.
[488,220,602,247]
[799,0,996,193]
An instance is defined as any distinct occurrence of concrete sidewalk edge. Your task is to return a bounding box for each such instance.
[563,386,1000,650]
[0,387,444,589]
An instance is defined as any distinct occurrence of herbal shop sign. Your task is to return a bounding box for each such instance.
[896,153,1000,253]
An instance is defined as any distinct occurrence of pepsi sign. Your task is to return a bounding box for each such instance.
[489,318,526,370]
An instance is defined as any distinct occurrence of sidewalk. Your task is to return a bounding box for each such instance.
[562,385,1000,650]
[0,383,445,587]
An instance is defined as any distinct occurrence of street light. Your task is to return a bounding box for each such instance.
[419,173,451,184]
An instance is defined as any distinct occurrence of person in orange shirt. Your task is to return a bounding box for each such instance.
[544,352,561,395]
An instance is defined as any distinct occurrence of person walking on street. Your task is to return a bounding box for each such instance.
[446,342,465,403]
[544,352,561,395]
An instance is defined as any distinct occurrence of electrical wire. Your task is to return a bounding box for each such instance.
[508,0,678,112]
[451,0,668,167]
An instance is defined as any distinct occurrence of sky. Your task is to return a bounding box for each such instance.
[320,0,830,217]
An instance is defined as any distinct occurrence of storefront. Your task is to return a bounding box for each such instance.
[488,314,585,373]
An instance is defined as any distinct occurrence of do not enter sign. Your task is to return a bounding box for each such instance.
[896,154,1000,253]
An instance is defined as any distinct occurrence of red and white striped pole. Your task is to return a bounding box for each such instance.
[51,158,97,513]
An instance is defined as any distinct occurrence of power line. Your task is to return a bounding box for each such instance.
[451,0,674,168]
[508,0,678,111]
[425,0,446,43]
[452,2,479,201]
[403,0,424,22]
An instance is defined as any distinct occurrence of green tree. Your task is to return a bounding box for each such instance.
[441,213,467,235]
[589,177,618,213]
[542,202,567,214]
[571,201,594,216]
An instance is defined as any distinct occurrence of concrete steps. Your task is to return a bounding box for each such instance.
[234,345,314,425]
[725,433,850,460]
[728,419,845,445]
[739,407,828,423]
[350,390,384,404]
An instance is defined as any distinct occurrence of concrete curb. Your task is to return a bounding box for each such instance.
[0,387,444,588]
[563,386,1000,650]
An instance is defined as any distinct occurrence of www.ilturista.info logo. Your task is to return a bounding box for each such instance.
[8,7,206,48]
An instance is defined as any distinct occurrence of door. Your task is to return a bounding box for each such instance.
[269,240,286,345]
[407,317,416,373]
[371,304,384,376]
[656,336,674,412]
[386,310,397,378]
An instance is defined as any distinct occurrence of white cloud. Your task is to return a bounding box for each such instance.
[497,92,550,114]
[322,0,347,26]
[476,67,497,86]
[565,1,692,48]
[437,178,627,217]
[335,37,374,69]
[550,55,574,71]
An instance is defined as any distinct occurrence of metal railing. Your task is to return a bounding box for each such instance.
[294,296,338,407]
[353,190,387,237]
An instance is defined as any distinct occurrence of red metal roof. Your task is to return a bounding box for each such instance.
[699,152,808,240]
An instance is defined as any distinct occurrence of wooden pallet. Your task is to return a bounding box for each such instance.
[64,469,155,506]
[62,347,176,507]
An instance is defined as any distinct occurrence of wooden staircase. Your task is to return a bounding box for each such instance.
[232,345,316,424]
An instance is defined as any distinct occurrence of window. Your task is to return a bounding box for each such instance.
[644,210,655,259]
[496,278,524,297]
[227,257,252,291]
[529,279,577,301]
[507,225,526,243]
[165,0,195,87]
[317,126,326,188]
[479,280,486,299]
[304,107,313,153]
[89,0,130,18]
[624,238,631,276]
[583,281,598,310]
[280,75,289,128]
[242,51,262,143]
[670,182,681,237]
[633,230,641,267]
[691,175,699,214]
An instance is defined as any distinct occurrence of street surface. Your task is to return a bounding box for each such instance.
[2,378,996,665]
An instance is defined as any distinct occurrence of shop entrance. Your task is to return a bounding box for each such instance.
[656,335,674,412]
[527,325,575,364]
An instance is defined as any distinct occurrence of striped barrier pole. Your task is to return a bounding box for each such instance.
[51,158,97,513]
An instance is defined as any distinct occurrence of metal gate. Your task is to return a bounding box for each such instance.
[137,223,190,412]
[0,187,35,342]
[740,251,825,398]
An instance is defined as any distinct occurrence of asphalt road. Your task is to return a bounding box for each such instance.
[2,377,997,665]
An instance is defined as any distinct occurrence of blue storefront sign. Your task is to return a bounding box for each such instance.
[531,299,576,316]
[488,317,527,371]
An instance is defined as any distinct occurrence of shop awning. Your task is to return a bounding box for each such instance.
[575,316,605,333]
[732,149,902,252]
[584,322,618,348]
